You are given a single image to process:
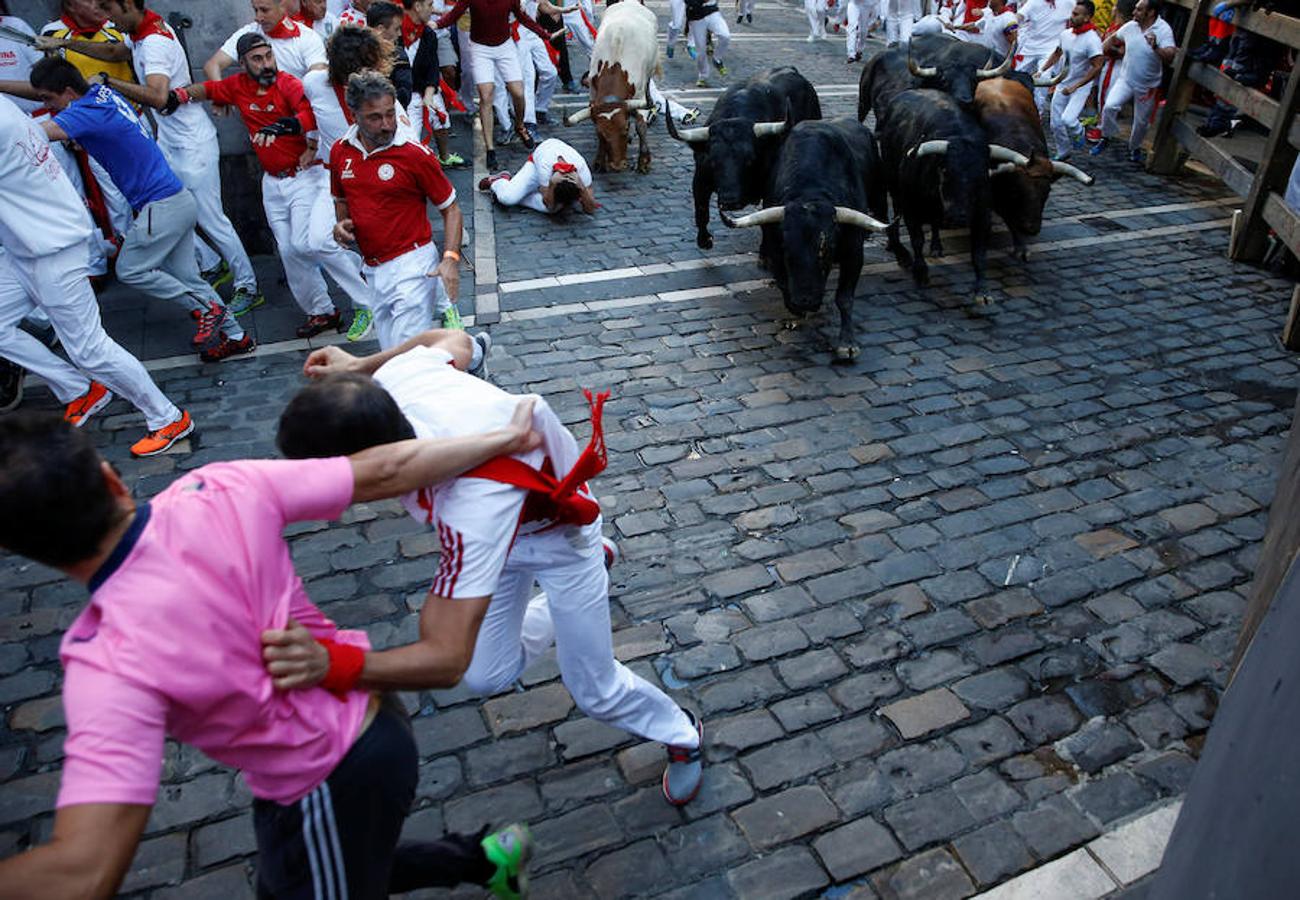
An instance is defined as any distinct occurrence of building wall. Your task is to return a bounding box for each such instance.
[7,0,276,251]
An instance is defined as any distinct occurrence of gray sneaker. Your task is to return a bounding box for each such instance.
[662,710,703,806]
[469,331,493,380]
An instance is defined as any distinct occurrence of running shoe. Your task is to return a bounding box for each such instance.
[666,43,674,58]
[526,123,541,144]
[696,77,708,87]
[478,171,512,191]
[1088,137,1109,156]
[64,381,112,428]
[200,332,257,363]
[347,307,374,341]
[442,305,465,331]
[440,152,467,168]
[482,824,533,900]
[1130,147,1146,165]
[228,287,265,316]
[516,124,536,150]
[681,107,702,125]
[191,302,225,348]
[487,148,499,170]
[469,330,493,379]
[1079,113,1098,127]
[602,536,619,571]
[201,260,232,289]
[295,311,344,338]
[713,58,728,76]
[747,12,752,21]
[1084,126,1103,142]
[736,13,742,22]
[1051,151,1071,162]
[686,42,697,59]
[0,359,23,413]
[497,125,516,146]
[662,710,704,806]
[130,410,194,457]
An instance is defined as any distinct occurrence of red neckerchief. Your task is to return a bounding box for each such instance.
[59,13,106,38]
[401,14,423,47]
[129,9,174,42]
[552,159,577,174]
[290,10,319,26]
[264,17,301,39]
[1072,21,1095,33]
[332,82,354,124]
[455,390,610,527]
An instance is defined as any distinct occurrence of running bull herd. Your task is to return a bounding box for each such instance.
[562,6,1098,364]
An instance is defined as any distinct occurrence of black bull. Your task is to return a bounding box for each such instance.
[720,118,889,364]
[857,33,1013,126]
[666,66,822,251]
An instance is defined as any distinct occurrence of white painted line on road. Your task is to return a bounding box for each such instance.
[471,117,501,325]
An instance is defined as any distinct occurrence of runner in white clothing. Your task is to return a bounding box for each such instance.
[1015,0,1072,116]
[1039,0,1103,159]
[292,0,342,40]
[947,0,1017,57]
[1093,0,1173,162]
[71,0,265,316]
[0,14,40,113]
[491,0,563,144]
[480,137,596,213]
[0,95,191,458]
[274,331,707,808]
[204,0,329,81]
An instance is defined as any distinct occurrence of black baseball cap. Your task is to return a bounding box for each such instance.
[235,32,272,60]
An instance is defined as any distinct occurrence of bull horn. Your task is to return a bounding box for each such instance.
[975,34,1016,78]
[565,106,592,125]
[753,120,787,137]
[1051,160,1095,185]
[989,144,1030,167]
[908,55,938,79]
[991,162,1019,175]
[625,98,649,110]
[833,207,889,231]
[665,108,709,142]
[1033,66,1067,87]
[910,140,950,158]
[720,206,786,228]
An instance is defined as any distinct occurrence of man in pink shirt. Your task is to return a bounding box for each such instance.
[0,409,541,899]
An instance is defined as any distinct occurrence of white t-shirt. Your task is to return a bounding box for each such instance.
[978,8,1018,57]
[374,346,597,598]
[1016,0,1072,57]
[1058,26,1103,87]
[0,17,41,113]
[0,95,94,257]
[530,139,592,187]
[301,69,417,165]
[1116,17,1174,90]
[220,20,327,79]
[127,28,217,151]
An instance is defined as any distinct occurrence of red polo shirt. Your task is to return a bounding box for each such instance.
[330,127,457,266]
[202,71,318,176]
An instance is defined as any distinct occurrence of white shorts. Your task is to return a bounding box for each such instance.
[470,38,522,86]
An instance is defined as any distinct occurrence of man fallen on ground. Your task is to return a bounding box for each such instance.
[0,408,542,899]
[269,328,706,806]
[478,136,598,214]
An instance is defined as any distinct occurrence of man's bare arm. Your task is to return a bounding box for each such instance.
[34,34,132,62]
[203,49,235,83]
[107,72,170,109]
[0,803,151,900]
[302,329,477,380]
[0,79,39,101]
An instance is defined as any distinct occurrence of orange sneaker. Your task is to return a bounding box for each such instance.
[64,381,113,428]
[130,410,194,457]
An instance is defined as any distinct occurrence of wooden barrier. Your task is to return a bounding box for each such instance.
[1148,0,1300,348]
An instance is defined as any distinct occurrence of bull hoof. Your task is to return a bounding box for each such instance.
[697,233,713,250]
[781,317,802,331]
[930,241,944,257]
[636,155,652,174]
[972,293,995,308]
[1015,247,1030,263]
[833,344,861,363]
[912,266,930,287]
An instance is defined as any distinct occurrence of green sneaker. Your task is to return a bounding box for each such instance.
[228,287,265,316]
[440,152,467,168]
[482,824,532,900]
[442,305,464,331]
[347,306,374,341]
[202,260,232,289]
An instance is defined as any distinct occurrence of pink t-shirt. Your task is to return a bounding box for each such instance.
[57,458,371,808]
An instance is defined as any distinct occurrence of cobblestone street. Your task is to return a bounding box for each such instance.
[2,1,1299,897]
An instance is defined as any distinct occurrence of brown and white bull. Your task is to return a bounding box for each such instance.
[564,1,659,173]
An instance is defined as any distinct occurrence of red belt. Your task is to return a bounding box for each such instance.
[266,160,324,179]
[365,239,431,267]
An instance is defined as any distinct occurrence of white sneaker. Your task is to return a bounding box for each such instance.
[469,331,493,380]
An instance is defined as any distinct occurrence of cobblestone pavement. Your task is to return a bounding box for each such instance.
[3,2,1299,898]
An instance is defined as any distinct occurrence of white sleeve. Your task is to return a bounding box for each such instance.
[1154,20,1174,49]
[300,29,328,68]
[578,156,592,188]
[219,23,253,60]
[135,35,170,78]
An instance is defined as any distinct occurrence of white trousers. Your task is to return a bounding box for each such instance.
[1101,75,1159,151]
[738,0,756,16]
[162,139,258,292]
[490,160,551,213]
[563,1,598,54]
[0,245,179,428]
[648,79,691,121]
[461,520,699,748]
[805,0,827,37]
[845,0,875,57]
[365,242,451,349]
[1015,53,1052,118]
[690,12,730,79]
[493,32,557,126]
[261,166,370,316]
[667,0,686,43]
[1050,84,1091,156]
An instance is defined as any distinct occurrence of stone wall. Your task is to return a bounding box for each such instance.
[8,0,276,251]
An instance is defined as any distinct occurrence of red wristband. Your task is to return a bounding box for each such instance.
[175,86,191,105]
[318,638,366,696]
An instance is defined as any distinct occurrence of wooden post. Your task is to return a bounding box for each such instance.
[1230,28,1300,260]
[1148,0,1214,175]
[1283,284,1300,351]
